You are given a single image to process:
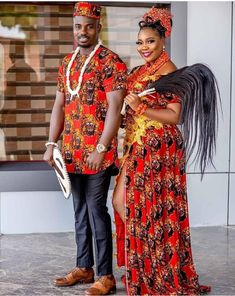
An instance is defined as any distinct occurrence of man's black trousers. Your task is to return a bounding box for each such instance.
[69,168,113,276]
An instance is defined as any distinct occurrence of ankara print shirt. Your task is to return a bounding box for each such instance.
[57,45,127,174]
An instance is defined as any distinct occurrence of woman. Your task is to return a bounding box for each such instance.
[113,6,218,296]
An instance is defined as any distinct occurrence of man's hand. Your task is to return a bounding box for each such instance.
[85,150,105,171]
[43,146,54,167]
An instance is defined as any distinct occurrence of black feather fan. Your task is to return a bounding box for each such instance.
[149,63,221,176]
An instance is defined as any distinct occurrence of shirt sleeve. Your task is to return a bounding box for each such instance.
[57,61,65,93]
[167,93,181,104]
[164,92,181,104]
[102,55,127,93]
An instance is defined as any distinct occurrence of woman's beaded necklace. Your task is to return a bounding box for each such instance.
[128,51,170,92]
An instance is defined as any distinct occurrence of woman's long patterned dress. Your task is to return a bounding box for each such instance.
[115,52,211,295]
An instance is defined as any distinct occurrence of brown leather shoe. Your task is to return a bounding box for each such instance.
[85,274,116,295]
[54,267,94,286]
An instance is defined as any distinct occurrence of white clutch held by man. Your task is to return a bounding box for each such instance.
[53,146,71,199]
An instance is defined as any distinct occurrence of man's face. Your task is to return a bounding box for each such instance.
[73,16,101,48]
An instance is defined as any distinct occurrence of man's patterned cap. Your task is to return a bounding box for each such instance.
[74,2,101,19]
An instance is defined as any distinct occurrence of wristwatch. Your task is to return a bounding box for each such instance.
[96,143,108,153]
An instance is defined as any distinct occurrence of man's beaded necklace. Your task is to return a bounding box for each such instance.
[66,41,102,100]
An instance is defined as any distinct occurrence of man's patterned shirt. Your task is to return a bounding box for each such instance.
[57,45,127,174]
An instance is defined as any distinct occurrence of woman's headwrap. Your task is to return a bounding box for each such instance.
[142,7,173,38]
[73,2,101,19]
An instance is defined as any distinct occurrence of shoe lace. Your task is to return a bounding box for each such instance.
[98,276,106,284]
[68,267,80,275]
[97,275,113,285]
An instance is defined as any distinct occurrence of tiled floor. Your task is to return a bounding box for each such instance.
[0,226,235,295]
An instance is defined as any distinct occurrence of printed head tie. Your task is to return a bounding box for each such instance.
[141,7,173,38]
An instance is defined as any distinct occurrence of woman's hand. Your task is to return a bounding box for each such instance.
[124,92,141,112]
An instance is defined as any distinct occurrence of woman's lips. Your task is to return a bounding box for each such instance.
[142,52,152,58]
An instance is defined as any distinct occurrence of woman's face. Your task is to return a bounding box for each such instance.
[137,27,165,63]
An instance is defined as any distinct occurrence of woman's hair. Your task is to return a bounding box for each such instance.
[138,17,172,38]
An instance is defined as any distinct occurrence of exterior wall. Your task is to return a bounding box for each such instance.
[229,1,235,225]
[0,190,116,234]
[186,2,233,226]
[0,191,74,234]
[171,2,187,68]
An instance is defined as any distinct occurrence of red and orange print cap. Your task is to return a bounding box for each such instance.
[73,2,102,19]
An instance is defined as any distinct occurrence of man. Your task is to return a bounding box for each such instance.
[43,2,127,295]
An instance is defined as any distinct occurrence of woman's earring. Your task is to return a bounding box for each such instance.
[163,45,166,51]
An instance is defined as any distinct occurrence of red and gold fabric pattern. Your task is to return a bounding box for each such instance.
[58,45,127,174]
[115,51,211,295]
